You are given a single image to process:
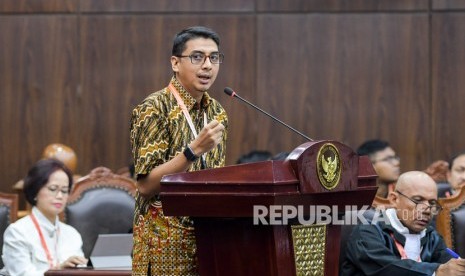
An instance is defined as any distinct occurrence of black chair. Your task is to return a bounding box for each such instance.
[437,182,452,198]
[450,205,465,257]
[0,192,18,268]
[63,167,136,258]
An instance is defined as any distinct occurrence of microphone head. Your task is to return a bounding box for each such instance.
[224,87,235,97]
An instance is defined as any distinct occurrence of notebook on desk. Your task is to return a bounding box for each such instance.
[90,233,133,270]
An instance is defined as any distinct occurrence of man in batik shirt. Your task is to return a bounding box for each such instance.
[130,26,227,275]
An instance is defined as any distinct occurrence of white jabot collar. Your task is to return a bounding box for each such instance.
[385,208,424,260]
[385,208,426,237]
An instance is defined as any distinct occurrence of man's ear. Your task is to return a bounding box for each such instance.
[388,191,398,207]
[171,56,180,73]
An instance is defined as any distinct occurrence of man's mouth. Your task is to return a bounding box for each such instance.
[198,75,211,85]
[198,74,211,80]
[415,218,430,227]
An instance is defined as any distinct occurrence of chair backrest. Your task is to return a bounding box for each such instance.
[424,160,449,183]
[63,167,136,258]
[0,192,18,268]
[423,160,453,198]
[372,195,393,210]
[437,185,465,257]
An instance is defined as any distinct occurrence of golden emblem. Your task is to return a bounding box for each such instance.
[316,143,341,190]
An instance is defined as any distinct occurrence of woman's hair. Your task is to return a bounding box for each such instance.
[23,158,73,205]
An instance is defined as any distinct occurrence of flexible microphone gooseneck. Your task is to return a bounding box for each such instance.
[224,87,313,141]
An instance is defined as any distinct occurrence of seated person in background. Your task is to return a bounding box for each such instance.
[1,159,87,275]
[236,150,272,164]
[13,143,81,191]
[357,139,401,198]
[446,151,465,196]
[341,171,465,276]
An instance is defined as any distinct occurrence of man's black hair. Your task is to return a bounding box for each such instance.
[448,151,465,170]
[172,26,220,56]
[356,139,390,157]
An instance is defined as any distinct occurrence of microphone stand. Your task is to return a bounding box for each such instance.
[224,87,313,141]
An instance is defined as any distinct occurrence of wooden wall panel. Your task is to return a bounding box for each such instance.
[432,14,465,161]
[256,14,430,171]
[257,0,428,12]
[210,17,257,164]
[0,16,78,193]
[78,15,255,171]
[0,0,77,13]
[2,0,465,195]
[80,0,253,12]
[433,0,465,9]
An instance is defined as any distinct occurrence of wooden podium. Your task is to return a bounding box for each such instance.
[161,141,377,276]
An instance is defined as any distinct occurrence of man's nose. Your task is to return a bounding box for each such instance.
[201,56,213,68]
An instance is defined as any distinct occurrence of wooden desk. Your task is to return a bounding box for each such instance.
[44,269,131,276]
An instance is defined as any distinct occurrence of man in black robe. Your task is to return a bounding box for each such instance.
[341,171,465,276]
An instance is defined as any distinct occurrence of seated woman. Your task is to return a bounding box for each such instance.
[1,159,87,275]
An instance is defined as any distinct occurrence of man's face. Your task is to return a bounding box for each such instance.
[392,174,439,233]
[171,38,220,99]
[447,154,465,191]
[370,147,400,183]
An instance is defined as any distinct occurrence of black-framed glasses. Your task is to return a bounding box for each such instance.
[372,155,400,164]
[396,190,442,215]
[46,185,70,196]
[176,52,224,65]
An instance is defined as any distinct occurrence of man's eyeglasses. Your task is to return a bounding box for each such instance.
[396,190,442,215]
[46,185,70,196]
[176,52,224,65]
[372,155,400,164]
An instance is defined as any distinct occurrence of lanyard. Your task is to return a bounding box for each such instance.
[168,83,208,166]
[30,213,58,268]
[390,233,421,262]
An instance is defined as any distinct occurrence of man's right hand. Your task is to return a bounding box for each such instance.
[189,120,224,156]
[137,119,225,198]
[436,259,465,276]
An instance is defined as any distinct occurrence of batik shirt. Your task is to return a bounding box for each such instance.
[130,77,228,275]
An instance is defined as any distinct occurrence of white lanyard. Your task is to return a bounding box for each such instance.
[168,83,207,162]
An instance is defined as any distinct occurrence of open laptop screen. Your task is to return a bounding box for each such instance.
[89,233,133,270]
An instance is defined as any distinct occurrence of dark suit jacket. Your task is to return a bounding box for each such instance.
[340,218,452,276]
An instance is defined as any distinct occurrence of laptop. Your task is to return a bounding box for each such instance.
[89,233,133,270]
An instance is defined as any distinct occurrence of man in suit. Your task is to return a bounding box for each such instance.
[341,171,465,275]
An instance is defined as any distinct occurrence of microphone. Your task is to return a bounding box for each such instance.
[224,87,313,141]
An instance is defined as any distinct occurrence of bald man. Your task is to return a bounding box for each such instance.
[341,171,465,276]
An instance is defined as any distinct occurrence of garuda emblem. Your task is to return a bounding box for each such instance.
[322,155,338,182]
[316,143,341,190]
